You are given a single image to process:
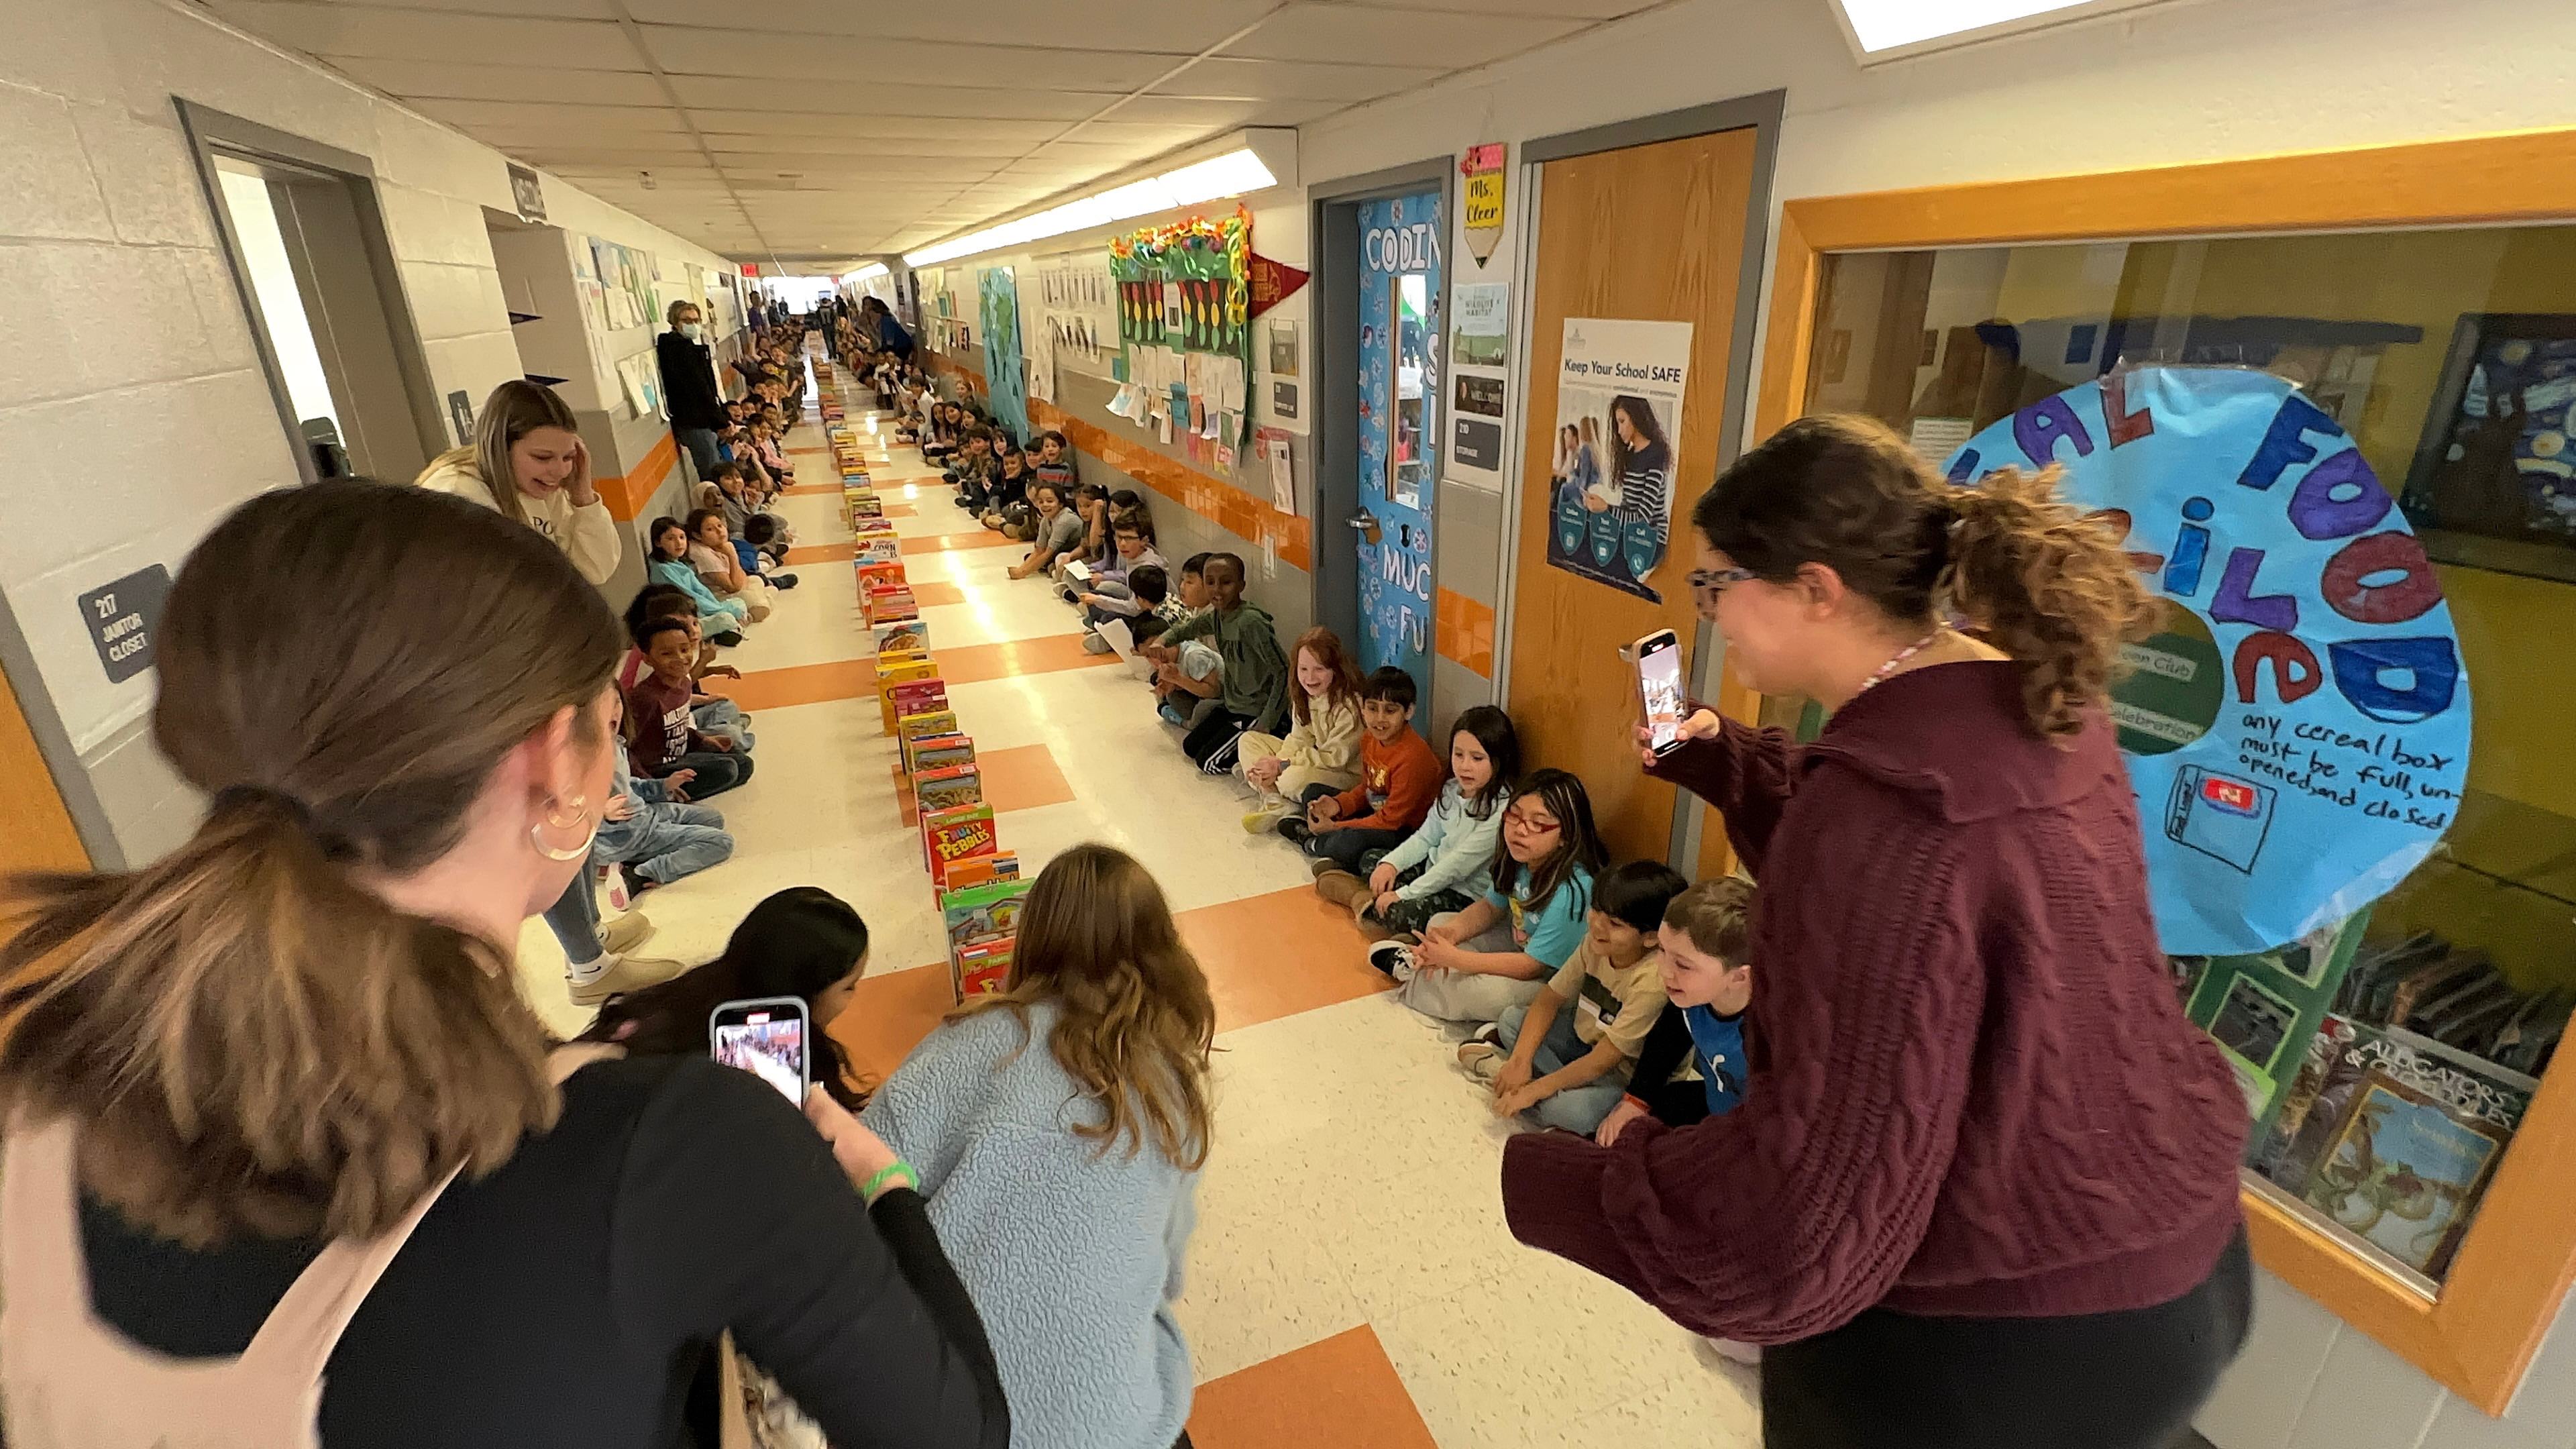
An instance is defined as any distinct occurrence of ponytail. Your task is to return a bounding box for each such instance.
[1940,468,2159,740]
[0,793,555,1246]
[1695,413,2156,743]
[0,480,621,1248]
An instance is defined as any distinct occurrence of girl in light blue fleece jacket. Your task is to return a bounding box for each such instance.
[1356,704,1522,941]
[865,843,1215,1449]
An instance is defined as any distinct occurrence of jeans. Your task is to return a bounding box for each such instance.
[1289,820,1409,872]
[597,800,733,885]
[541,869,605,967]
[693,698,754,752]
[658,749,754,799]
[676,427,723,479]
[1493,1000,1628,1134]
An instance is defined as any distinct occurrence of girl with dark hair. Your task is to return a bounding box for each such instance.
[1375,767,1606,1026]
[647,515,753,637]
[1503,413,2249,1449]
[586,887,873,1110]
[0,481,1007,1449]
[1332,704,1522,940]
[1591,394,1673,578]
[865,845,1211,1449]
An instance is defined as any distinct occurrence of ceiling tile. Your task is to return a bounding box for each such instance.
[329,58,672,106]
[669,77,1109,121]
[1101,95,1339,127]
[619,0,1278,52]
[410,99,684,133]
[1224,5,1585,65]
[305,0,623,13]
[207,2,643,72]
[637,25,1178,90]
[1159,56,1442,101]
[1356,0,1655,15]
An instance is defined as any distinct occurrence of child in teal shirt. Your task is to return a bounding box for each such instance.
[1375,769,1608,1025]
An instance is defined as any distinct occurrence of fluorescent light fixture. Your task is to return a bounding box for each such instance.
[848,261,889,282]
[1832,0,2182,57]
[903,146,1277,269]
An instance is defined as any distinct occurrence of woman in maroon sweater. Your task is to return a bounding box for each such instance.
[1500,415,2251,1448]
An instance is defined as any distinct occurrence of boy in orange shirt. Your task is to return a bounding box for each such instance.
[1279,667,1442,875]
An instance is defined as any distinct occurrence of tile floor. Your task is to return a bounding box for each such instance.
[506,361,1760,1448]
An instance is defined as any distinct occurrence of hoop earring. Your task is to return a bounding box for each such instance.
[531,794,596,862]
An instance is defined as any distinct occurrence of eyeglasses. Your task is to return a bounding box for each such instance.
[1503,808,1562,835]
[1688,567,1756,594]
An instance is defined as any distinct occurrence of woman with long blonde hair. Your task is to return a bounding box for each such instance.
[865,844,1216,1449]
[417,379,621,586]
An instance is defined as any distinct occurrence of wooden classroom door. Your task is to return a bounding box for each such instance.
[1507,127,1757,865]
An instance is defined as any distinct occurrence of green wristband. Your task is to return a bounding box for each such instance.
[859,1160,918,1202]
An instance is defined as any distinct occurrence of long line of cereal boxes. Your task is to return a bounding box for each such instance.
[828,369,1026,1004]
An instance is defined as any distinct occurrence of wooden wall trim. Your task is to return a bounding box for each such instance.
[0,665,91,875]
[1749,124,2576,1416]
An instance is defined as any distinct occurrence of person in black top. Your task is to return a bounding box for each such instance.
[0,480,1008,1449]
[658,299,730,481]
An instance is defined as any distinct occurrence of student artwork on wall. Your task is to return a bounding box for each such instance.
[1546,318,1691,604]
[2400,313,2576,574]
[1944,366,2472,957]
[1110,207,1252,447]
[977,267,1028,439]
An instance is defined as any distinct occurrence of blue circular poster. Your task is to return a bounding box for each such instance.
[1944,366,2472,957]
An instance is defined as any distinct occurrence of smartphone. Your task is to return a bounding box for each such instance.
[708,996,811,1104]
[1634,629,1687,755]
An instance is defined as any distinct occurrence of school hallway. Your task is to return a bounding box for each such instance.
[509,364,1758,1449]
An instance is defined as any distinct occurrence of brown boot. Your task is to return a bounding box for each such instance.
[1352,893,1397,943]
[1313,869,1367,910]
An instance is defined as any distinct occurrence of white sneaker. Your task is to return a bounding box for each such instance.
[1694,1336,1763,1368]
[1366,940,1415,981]
[567,953,688,1008]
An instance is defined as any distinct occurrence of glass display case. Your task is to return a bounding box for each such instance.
[1742,130,2576,1411]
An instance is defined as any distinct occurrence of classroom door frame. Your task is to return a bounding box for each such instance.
[1310,157,1458,717]
[1493,91,1785,871]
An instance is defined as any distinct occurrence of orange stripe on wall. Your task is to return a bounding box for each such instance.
[599,431,678,521]
[1434,588,1495,678]
[924,352,1313,570]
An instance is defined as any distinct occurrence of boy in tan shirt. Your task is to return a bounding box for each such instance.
[1458,860,1690,1133]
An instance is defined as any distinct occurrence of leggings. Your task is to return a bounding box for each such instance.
[1182,708,1254,771]
[1762,1228,2251,1449]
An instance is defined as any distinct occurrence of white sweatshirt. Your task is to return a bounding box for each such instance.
[416,453,623,586]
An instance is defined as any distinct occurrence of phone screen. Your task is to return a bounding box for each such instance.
[710,1006,808,1103]
[1640,639,1686,753]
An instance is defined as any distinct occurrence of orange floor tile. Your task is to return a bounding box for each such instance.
[901,531,1021,556]
[1189,1328,1438,1449]
[706,635,1118,711]
[782,482,844,496]
[910,581,968,608]
[892,743,1077,824]
[830,885,1385,1080]
[786,541,856,564]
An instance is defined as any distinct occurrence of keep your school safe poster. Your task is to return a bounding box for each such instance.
[1546,319,1693,604]
[1945,366,2471,957]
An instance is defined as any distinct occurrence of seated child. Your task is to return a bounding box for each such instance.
[1054,482,1112,587]
[863,844,1210,1449]
[1144,553,1288,773]
[1075,515,1167,640]
[1006,479,1086,579]
[647,516,751,638]
[962,437,1026,514]
[1277,667,1439,866]
[1234,627,1362,830]
[621,584,753,750]
[1124,565,1183,647]
[684,508,774,622]
[1370,768,1608,1026]
[1318,705,1519,941]
[1148,556,1218,724]
[738,514,796,584]
[1456,860,1689,1134]
[625,616,754,799]
[597,694,735,896]
[944,425,995,493]
[1596,875,1756,1146]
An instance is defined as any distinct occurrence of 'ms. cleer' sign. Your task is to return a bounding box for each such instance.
[1946,366,2470,957]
